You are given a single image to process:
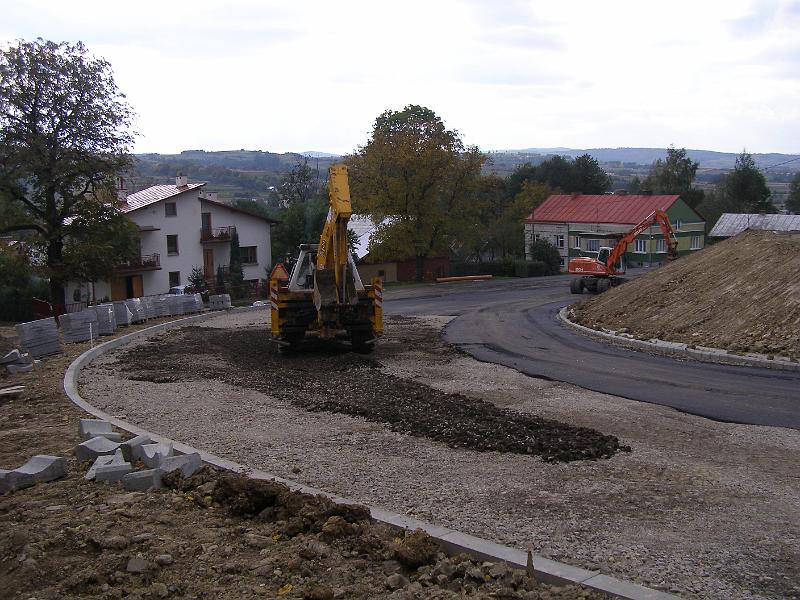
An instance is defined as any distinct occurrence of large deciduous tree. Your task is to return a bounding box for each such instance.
[506,154,609,197]
[347,105,486,280]
[642,147,705,208]
[721,151,775,213]
[0,39,135,306]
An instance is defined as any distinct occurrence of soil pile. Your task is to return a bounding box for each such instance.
[572,230,800,360]
[119,326,630,462]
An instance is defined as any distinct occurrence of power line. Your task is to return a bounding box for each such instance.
[760,156,800,171]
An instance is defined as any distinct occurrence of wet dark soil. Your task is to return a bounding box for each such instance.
[118,323,630,462]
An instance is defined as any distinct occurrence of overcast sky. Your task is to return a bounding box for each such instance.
[3,0,799,155]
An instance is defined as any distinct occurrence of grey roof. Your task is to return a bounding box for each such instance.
[122,183,206,213]
[709,213,800,237]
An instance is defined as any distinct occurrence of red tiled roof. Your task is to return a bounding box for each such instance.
[526,194,681,224]
[121,183,206,213]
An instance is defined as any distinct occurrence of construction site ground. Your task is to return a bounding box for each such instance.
[64,310,800,600]
[0,319,606,600]
[571,230,800,361]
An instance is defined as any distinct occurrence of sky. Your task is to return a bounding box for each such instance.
[2,0,799,155]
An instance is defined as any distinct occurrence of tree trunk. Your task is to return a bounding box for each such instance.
[47,236,66,308]
[415,254,425,282]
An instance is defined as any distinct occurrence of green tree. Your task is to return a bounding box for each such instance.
[572,154,612,194]
[59,196,139,302]
[0,39,136,306]
[721,151,775,213]
[528,238,561,274]
[506,154,609,197]
[642,147,705,208]
[187,265,207,292]
[347,105,486,280]
[784,171,800,213]
[278,159,319,206]
[270,187,328,261]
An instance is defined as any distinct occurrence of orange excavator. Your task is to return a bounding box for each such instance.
[568,209,678,294]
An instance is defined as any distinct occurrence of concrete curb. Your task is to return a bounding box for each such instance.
[559,307,800,372]
[63,307,679,600]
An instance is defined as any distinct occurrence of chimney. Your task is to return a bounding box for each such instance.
[641,189,653,196]
[176,173,188,188]
[116,176,127,203]
[203,191,219,202]
[614,190,628,196]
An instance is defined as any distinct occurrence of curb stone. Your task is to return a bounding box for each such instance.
[63,307,679,600]
[559,307,800,373]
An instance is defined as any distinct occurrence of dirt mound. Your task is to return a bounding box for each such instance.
[120,326,630,462]
[572,230,800,360]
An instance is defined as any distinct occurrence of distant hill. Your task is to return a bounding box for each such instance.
[300,151,341,158]
[498,147,800,171]
[130,150,338,201]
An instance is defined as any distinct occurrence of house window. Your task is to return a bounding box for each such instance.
[574,236,581,249]
[635,239,647,253]
[378,269,385,277]
[240,246,258,264]
[165,202,177,217]
[690,235,701,250]
[675,219,682,230]
[167,235,179,255]
[587,239,600,252]
[556,234,565,248]
[169,271,180,287]
[558,257,565,266]
[656,239,667,253]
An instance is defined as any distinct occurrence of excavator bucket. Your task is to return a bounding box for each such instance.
[313,268,338,310]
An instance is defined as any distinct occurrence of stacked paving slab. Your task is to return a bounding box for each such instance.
[15,317,62,358]
[192,293,204,312]
[151,296,170,317]
[209,294,232,310]
[112,301,133,327]
[125,298,146,323]
[60,309,100,343]
[95,304,117,335]
[167,295,185,316]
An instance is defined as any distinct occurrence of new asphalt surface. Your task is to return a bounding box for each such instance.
[383,275,800,429]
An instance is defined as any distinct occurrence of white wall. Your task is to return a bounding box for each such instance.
[66,186,273,301]
[199,200,272,283]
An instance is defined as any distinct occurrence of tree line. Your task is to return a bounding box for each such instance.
[3,38,798,313]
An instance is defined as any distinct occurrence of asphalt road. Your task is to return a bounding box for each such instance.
[384,276,800,429]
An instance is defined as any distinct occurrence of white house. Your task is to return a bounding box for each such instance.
[67,175,276,303]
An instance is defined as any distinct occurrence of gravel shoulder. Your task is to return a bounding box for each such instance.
[80,310,800,600]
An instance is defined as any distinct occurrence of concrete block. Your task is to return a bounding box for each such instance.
[0,455,67,493]
[79,418,111,439]
[122,468,164,491]
[94,462,132,482]
[136,442,173,468]
[1,349,21,364]
[159,452,202,477]
[6,363,34,374]
[84,455,114,480]
[75,436,121,462]
[120,434,152,462]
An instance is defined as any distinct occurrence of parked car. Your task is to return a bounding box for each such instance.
[167,285,189,295]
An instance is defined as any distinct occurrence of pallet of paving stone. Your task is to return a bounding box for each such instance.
[167,295,185,316]
[60,309,100,343]
[192,293,204,312]
[15,317,62,358]
[125,298,146,323]
[210,294,232,310]
[182,295,197,314]
[94,304,117,335]
[112,301,133,326]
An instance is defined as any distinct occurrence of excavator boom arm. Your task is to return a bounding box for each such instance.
[605,209,678,271]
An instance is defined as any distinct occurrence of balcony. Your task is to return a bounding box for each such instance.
[116,253,161,273]
[201,226,236,243]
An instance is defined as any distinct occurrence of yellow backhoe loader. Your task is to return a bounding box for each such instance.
[270,164,383,352]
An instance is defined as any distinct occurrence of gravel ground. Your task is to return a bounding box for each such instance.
[80,310,800,600]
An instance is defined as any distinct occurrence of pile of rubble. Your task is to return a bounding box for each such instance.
[1,348,40,375]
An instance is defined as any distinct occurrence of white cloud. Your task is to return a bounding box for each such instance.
[2,0,799,154]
